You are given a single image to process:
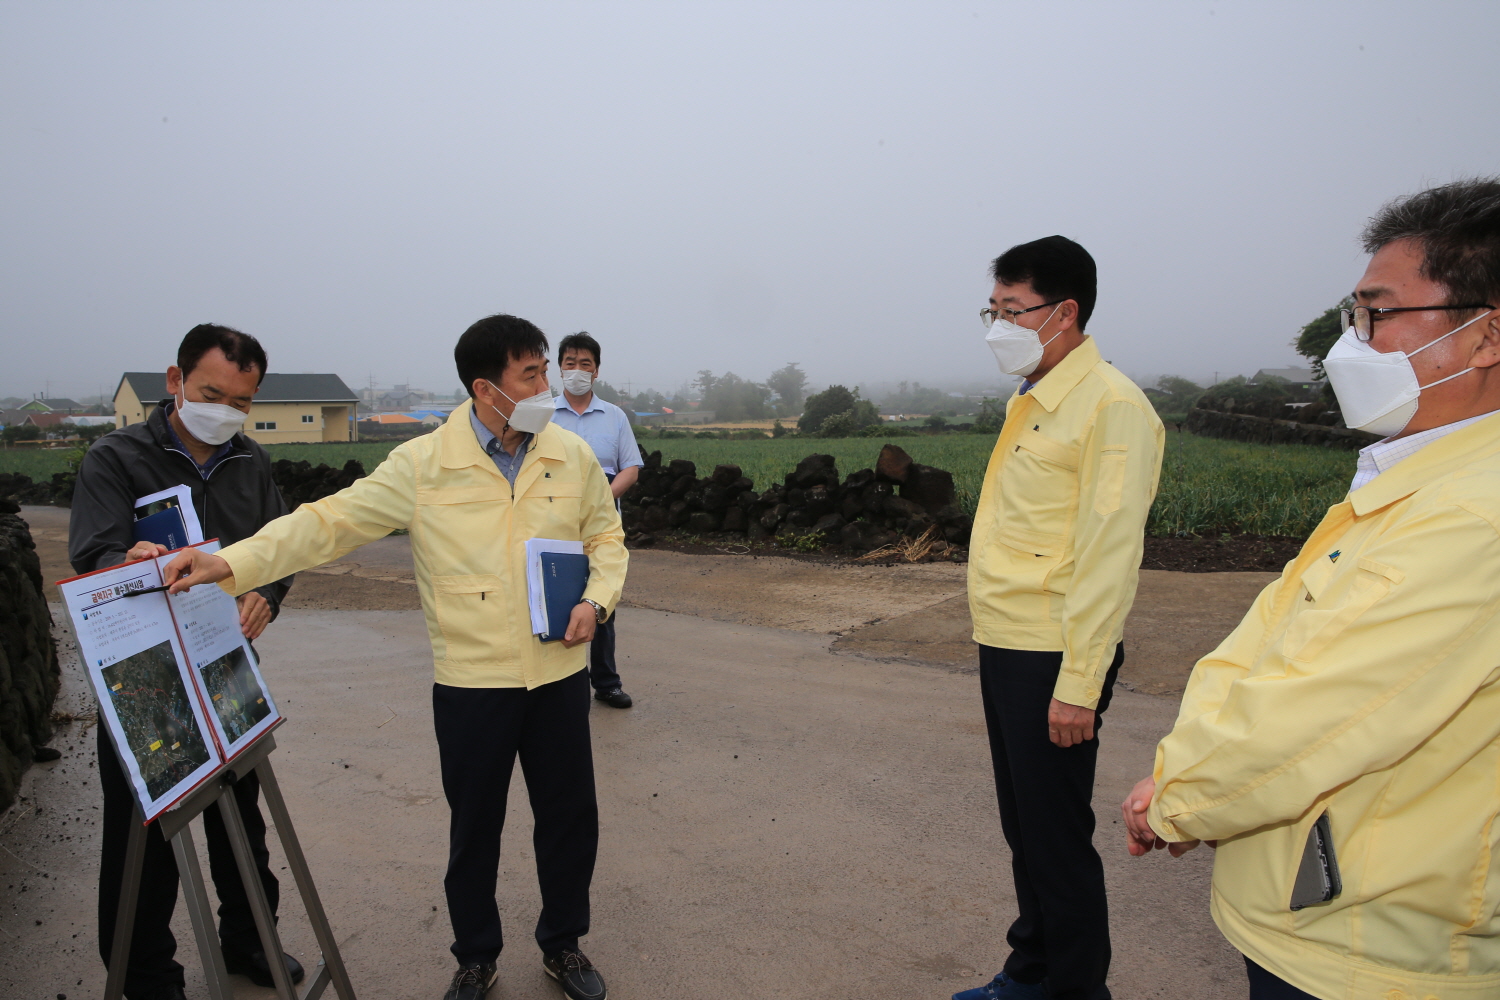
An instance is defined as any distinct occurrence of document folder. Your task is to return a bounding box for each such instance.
[525,538,585,634]
[133,505,191,552]
[538,552,590,643]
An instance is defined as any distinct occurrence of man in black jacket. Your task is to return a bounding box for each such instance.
[71,324,302,1000]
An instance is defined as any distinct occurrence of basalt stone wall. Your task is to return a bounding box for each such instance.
[0,471,75,506]
[271,459,367,509]
[620,444,973,554]
[0,458,369,511]
[0,500,60,812]
[1185,408,1378,450]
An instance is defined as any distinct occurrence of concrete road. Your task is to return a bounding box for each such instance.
[3,603,1245,1000]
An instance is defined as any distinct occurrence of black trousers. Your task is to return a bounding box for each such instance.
[433,669,598,965]
[980,642,1124,1000]
[588,612,621,692]
[97,724,279,997]
[1245,957,1319,999]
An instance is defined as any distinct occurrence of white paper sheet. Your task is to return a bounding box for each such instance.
[160,542,280,758]
[525,538,584,635]
[133,484,205,545]
[59,561,222,820]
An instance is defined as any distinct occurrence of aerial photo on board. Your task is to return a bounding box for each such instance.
[198,646,271,743]
[101,640,212,800]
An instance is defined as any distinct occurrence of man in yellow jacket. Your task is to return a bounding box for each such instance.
[958,236,1164,1000]
[164,314,626,1000]
[1123,179,1500,1000]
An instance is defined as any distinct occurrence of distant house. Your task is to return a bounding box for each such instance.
[361,413,421,425]
[113,372,360,444]
[379,390,430,412]
[1251,367,1319,391]
[21,397,84,413]
[6,412,68,430]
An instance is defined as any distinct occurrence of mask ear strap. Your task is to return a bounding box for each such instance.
[1417,365,1478,392]
[1036,303,1066,347]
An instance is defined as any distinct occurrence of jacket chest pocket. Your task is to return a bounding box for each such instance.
[416,486,510,568]
[517,480,584,535]
[431,574,508,664]
[1281,557,1403,663]
[997,428,1080,545]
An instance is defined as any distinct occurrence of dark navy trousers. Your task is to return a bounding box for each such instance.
[979,642,1124,1000]
[433,669,598,964]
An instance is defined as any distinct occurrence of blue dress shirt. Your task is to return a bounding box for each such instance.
[469,407,531,486]
[550,393,643,476]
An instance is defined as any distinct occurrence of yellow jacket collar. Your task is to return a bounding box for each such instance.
[439,398,568,471]
[1349,410,1500,516]
[1023,336,1101,413]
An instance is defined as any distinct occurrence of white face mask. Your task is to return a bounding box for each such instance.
[1323,309,1492,437]
[560,368,594,396]
[174,390,247,446]
[485,380,555,435]
[985,304,1063,377]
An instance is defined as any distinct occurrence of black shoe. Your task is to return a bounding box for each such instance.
[442,962,497,1000]
[593,687,633,709]
[543,949,607,1000]
[222,946,305,988]
[126,986,187,1000]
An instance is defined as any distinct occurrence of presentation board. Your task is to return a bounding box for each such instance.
[57,541,281,820]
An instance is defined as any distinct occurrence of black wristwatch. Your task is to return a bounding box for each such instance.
[582,599,607,624]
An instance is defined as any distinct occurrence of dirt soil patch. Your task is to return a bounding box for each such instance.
[1141,534,1305,572]
[634,529,1303,573]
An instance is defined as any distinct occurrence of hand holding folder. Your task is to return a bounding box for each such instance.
[525,539,591,643]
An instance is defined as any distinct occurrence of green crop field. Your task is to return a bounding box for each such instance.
[0,449,80,482]
[2,431,1355,538]
[1148,433,1353,538]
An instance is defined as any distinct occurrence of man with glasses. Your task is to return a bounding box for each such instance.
[1122,179,1500,999]
[958,236,1164,1000]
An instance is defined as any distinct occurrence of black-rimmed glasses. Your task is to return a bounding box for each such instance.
[1340,303,1493,341]
[981,299,1063,329]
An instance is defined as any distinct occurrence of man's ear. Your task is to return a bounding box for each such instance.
[1058,299,1080,333]
[1472,312,1500,369]
[166,365,183,395]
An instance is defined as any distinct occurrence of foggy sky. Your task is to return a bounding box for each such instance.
[3,1,1499,402]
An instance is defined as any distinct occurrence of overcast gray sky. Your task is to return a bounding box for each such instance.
[3,1,1498,402]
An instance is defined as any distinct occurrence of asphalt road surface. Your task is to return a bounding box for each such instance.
[5,507,1257,999]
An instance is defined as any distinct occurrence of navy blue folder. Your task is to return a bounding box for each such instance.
[538,552,591,643]
[133,506,190,552]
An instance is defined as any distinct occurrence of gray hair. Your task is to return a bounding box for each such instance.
[1362,177,1500,322]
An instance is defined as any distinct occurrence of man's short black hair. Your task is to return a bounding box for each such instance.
[455,314,550,397]
[991,235,1098,331]
[558,331,601,367]
[1362,177,1500,323]
[178,324,268,384]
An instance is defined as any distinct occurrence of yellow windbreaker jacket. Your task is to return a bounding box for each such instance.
[967,337,1165,709]
[216,400,628,688]
[1150,412,1500,1000]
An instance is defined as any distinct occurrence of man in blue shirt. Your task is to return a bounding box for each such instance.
[550,332,644,709]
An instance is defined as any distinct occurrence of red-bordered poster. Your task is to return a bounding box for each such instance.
[56,541,282,821]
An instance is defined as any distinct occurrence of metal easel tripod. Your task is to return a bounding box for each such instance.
[102,725,356,1000]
